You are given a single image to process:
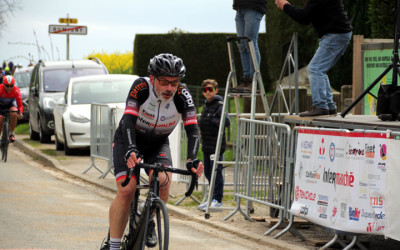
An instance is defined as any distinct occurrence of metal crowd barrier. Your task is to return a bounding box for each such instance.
[174,113,238,205]
[83,104,117,178]
[223,118,294,237]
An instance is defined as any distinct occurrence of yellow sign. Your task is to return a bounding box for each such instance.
[59,18,78,24]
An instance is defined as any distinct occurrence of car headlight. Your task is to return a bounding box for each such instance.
[69,111,90,123]
[43,97,57,109]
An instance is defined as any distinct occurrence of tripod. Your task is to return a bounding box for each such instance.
[341,0,400,119]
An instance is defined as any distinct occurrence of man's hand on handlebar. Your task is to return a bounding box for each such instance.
[124,147,142,169]
[186,159,204,178]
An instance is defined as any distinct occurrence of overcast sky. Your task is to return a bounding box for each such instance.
[0,0,266,67]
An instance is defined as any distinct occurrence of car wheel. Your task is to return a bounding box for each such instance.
[29,121,40,140]
[39,118,51,143]
[54,131,64,151]
[62,120,74,155]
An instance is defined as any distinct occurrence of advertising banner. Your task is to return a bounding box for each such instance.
[385,138,400,241]
[290,128,388,235]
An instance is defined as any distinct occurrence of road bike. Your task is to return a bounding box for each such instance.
[0,109,19,162]
[103,160,199,250]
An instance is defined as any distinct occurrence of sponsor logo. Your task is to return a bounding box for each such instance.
[295,185,316,201]
[366,222,385,233]
[141,109,155,119]
[346,142,365,160]
[127,101,137,108]
[365,143,375,158]
[178,87,194,107]
[377,162,386,172]
[368,174,380,181]
[335,147,345,158]
[361,210,385,220]
[137,117,176,128]
[300,140,313,155]
[299,205,310,216]
[318,138,326,160]
[298,162,304,179]
[323,168,355,187]
[318,206,327,219]
[380,144,387,160]
[329,143,335,162]
[305,166,321,183]
[129,81,147,99]
[340,203,347,218]
[160,115,175,121]
[370,196,383,206]
[349,207,361,221]
[317,194,329,206]
[332,206,337,218]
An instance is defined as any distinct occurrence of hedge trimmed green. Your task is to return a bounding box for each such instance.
[133,33,271,90]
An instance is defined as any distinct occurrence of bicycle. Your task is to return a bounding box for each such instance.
[0,109,19,162]
[102,159,200,250]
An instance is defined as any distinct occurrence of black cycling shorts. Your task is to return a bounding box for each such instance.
[112,139,173,182]
[0,100,17,117]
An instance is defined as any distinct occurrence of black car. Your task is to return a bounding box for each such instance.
[28,58,108,143]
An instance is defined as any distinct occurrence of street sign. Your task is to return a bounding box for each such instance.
[49,25,87,35]
[59,18,78,24]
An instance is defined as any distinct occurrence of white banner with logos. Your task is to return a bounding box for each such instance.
[290,128,388,235]
[385,138,400,241]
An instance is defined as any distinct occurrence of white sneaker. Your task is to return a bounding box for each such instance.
[197,202,208,210]
[210,199,223,209]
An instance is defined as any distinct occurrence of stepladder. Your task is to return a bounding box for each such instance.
[203,36,272,219]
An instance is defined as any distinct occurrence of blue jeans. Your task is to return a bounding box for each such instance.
[235,9,264,78]
[308,32,352,110]
[203,152,224,203]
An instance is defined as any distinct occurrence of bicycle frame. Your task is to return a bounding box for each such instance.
[0,109,19,162]
[120,161,199,250]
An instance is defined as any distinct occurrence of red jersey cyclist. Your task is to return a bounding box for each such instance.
[0,76,23,142]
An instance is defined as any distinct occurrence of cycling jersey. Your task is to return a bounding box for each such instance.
[113,77,199,181]
[0,84,23,114]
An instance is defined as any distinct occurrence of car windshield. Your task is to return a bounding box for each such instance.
[14,70,32,88]
[71,79,132,104]
[43,68,106,92]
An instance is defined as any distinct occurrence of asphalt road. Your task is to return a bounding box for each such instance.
[0,144,273,250]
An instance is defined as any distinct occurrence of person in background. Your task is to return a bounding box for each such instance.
[275,0,352,117]
[0,76,23,142]
[231,0,267,93]
[198,79,231,210]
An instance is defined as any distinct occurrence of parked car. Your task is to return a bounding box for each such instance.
[28,58,108,143]
[53,74,138,155]
[13,66,34,121]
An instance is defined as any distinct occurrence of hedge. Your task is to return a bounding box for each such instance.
[133,33,271,91]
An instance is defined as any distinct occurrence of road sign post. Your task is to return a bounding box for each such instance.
[49,15,87,60]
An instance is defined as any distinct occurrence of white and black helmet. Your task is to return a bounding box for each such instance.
[148,53,186,78]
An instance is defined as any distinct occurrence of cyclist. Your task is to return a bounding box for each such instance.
[0,76,23,142]
[102,53,204,250]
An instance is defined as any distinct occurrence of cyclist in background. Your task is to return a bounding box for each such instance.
[102,53,204,250]
[0,76,23,142]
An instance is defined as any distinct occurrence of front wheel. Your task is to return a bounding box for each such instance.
[144,199,169,250]
[1,120,9,162]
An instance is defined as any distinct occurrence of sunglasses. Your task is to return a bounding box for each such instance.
[202,86,215,93]
[4,84,14,89]
[156,77,180,87]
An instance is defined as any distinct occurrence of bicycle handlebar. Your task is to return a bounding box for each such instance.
[121,160,200,197]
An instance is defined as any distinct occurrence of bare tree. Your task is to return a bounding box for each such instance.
[0,0,20,35]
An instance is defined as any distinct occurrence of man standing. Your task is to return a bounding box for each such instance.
[275,0,352,117]
[232,0,267,93]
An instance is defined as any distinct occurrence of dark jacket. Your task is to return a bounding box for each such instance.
[283,0,352,38]
[233,0,267,14]
[199,95,231,154]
